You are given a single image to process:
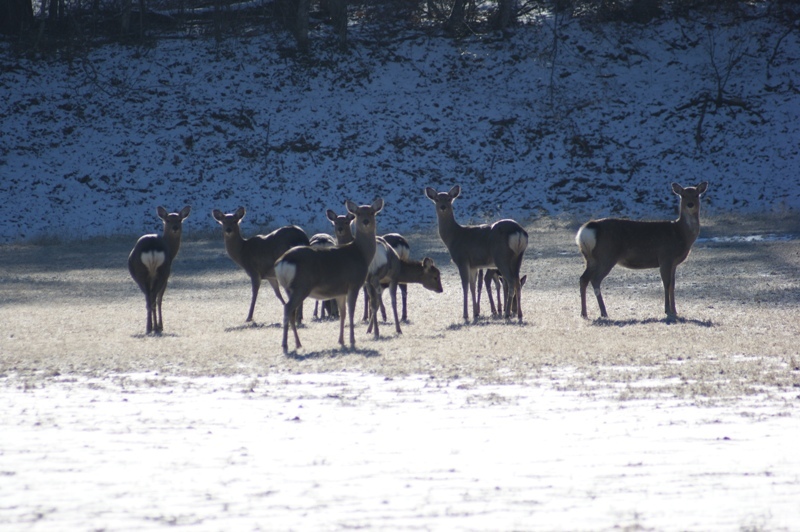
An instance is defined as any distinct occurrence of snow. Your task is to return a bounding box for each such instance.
[2,373,799,530]
[1,9,798,244]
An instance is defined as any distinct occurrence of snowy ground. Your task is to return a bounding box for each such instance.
[1,7,798,243]
[2,373,799,531]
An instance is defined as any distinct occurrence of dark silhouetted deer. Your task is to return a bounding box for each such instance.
[576,182,709,319]
[128,205,191,334]
[365,237,443,337]
[212,207,309,323]
[275,199,383,351]
[425,185,528,321]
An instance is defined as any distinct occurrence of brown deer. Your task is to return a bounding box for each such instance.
[212,207,309,322]
[275,199,383,351]
[128,205,191,334]
[327,209,355,245]
[576,181,709,319]
[309,232,339,320]
[362,233,411,323]
[425,185,528,321]
[365,237,443,337]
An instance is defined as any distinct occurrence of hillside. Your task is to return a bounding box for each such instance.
[1,7,798,243]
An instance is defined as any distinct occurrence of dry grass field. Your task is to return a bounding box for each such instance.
[2,214,798,401]
[2,213,800,530]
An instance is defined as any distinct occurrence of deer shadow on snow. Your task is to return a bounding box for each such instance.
[589,316,715,328]
[446,316,530,331]
[224,321,285,333]
[284,346,381,360]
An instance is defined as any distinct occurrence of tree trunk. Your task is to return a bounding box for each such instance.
[329,0,347,48]
[0,0,34,35]
[445,0,466,35]
[494,0,515,33]
[293,0,309,51]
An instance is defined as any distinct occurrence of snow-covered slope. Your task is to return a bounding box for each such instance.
[1,10,798,243]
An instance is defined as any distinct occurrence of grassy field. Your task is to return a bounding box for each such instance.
[1,214,799,401]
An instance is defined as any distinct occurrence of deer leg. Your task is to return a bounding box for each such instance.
[282,289,305,351]
[366,281,380,338]
[389,281,402,334]
[660,263,678,318]
[579,268,592,318]
[267,277,286,305]
[484,271,497,315]
[469,268,480,319]
[145,291,154,334]
[379,296,387,322]
[362,286,370,322]
[155,284,166,332]
[477,269,484,311]
[247,276,260,322]
[347,289,359,347]
[399,283,408,322]
[314,301,320,319]
[458,267,470,322]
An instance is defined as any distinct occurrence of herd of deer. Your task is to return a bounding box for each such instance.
[128,182,709,351]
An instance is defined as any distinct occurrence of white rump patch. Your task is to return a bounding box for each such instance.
[275,260,296,289]
[507,231,528,255]
[369,244,389,274]
[140,250,165,279]
[576,227,597,255]
[393,243,410,261]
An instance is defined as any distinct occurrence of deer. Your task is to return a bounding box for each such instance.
[212,207,310,323]
[327,208,355,246]
[365,237,443,337]
[362,233,411,323]
[425,185,528,322]
[128,205,191,334]
[275,199,383,352]
[309,232,338,319]
[576,181,709,320]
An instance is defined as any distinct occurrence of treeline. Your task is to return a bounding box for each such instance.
[1,0,797,53]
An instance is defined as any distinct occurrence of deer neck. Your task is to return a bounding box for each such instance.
[354,225,377,263]
[436,209,461,247]
[162,226,183,260]
[222,225,246,263]
[676,209,701,244]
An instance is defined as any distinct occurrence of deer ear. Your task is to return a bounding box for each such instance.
[326,209,337,222]
[180,205,191,220]
[425,187,437,201]
[371,198,384,213]
[696,182,709,195]
[234,206,245,220]
[212,209,224,223]
[345,200,358,214]
[671,183,684,195]
[157,206,168,220]
[346,213,355,222]
[448,185,461,199]
[422,257,433,268]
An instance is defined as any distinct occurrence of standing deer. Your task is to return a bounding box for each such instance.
[365,237,443,337]
[128,205,191,334]
[212,207,309,323]
[309,232,338,319]
[576,181,709,319]
[327,208,355,245]
[362,233,411,323]
[425,185,528,321]
[275,199,383,351]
